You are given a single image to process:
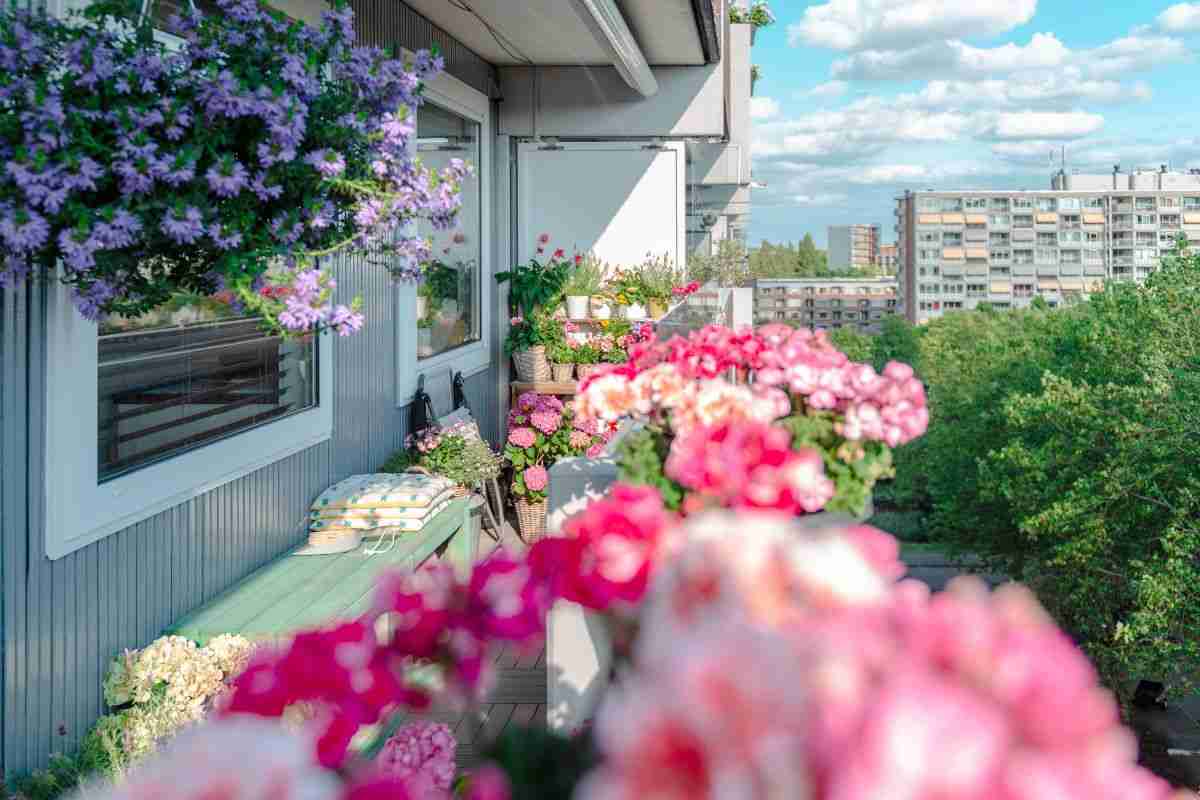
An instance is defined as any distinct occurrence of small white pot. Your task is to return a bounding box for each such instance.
[590,297,612,320]
[624,302,648,321]
[566,295,590,319]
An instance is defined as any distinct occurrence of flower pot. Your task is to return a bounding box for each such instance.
[417,295,428,320]
[648,299,667,319]
[566,296,590,319]
[574,363,603,382]
[624,303,648,321]
[552,362,575,382]
[590,297,612,320]
[512,346,551,382]
[514,497,547,542]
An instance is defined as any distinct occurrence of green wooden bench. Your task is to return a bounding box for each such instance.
[167,497,475,645]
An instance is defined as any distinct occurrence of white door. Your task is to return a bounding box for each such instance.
[517,141,687,274]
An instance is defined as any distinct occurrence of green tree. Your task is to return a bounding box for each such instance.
[826,327,873,363]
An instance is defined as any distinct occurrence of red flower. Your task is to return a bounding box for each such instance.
[553,248,565,259]
[574,254,583,265]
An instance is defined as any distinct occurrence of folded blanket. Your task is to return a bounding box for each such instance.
[311,499,453,533]
[312,473,455,511]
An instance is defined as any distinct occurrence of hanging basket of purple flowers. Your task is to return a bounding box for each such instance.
[0,0,469,336]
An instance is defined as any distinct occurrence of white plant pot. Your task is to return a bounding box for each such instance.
[590,298,612,320]
[624,303,648,321]
[566,295,590,319]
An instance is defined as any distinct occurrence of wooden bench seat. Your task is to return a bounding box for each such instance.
[167,497,475,645]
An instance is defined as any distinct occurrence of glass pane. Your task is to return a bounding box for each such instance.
[98,295,317,482]
[417,103,482,360]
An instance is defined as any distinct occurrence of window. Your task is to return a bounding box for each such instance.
[1037,198,1057,211]
[1036,232,1058,246]
[990,198,1010,211]
[942,232,963,246]
[918,231,941,243]
[1059,230,1082,244]
[991,249,1011,261]
[1013,214,1034,228]
[989,232,1010,245]
[1060,250,1081,264]
[1184,197,1200,210]
[98,303,317,482]
[1161,230,1183,247]
[990,266,1011,275]
[1035,247,1058,264]
[1112,213,1132,227]
[1013,249,1034,264]
[917,197,941,211]
[1058,197,1081,211]
[1135,214,1156,226]
[417,103,482,361]
[1084,250,1104,264]
[941,198,963,212]
[1013,197,1034,209]
[964,198,987,209]
[396,70,492,404]
[1135,197,1156,210]
[989,214,1010,226]
[1136,231,1157,245]
[1061,214,1081,228]
[1085,231,1103,243]
[1083,197,1105,210]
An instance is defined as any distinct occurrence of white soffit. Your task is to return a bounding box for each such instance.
[402,0,704,66]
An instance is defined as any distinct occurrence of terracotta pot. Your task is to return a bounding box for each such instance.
[551,362,575,382]
[512,346,551,382]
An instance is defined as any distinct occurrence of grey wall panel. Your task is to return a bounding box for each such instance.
[0,239,497,774]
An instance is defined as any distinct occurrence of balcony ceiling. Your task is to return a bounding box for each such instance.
[402,0,706,66]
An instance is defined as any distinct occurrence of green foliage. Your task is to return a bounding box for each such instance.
[688,239,750,287]
[867,510,929,543]
[1,751,100,800]
[561,253,607,297]
[871,315,924,375]
[496,250,571,318]
[826,327,873,364]
[503,312,556,356]
[473,725,599,800]
[633,253,680,302]
[778,412,893,517]
[897,245,1200,700]
[616,427,687,510]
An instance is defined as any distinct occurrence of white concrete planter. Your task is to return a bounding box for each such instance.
[566,296,590,319]
[624,302,648,320]
[590,297,612,319]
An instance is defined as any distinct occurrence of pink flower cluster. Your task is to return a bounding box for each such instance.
[507,392,564,430]
[377,721,457,795]
[583,511,1175,800]
[222,554,554,769]
[506,427,536,449]
[523,465,548,492]
[666,421,835,515]
[529,483,677,612]
[671,280,701,297]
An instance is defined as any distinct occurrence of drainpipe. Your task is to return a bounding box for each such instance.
[573,0,659,97]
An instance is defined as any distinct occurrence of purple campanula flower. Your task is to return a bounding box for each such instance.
[71,279,117,321]
[208,223,243,250]
[161,206,205,244]
[304,149,345,179]
[0,255,31,289]
[57,229,99,272]
[250,171,283,201]
[205,159,248,198]
[0,210,50,252]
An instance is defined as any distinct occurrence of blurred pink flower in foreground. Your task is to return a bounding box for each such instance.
[377,721,456,794]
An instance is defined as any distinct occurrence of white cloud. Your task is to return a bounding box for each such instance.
[750,97,782,120]
[981,110,1104,140]
[789,0,1037,51]
[807,80,849,98]
[846,164,931,183]
[831,32,1187,81]
[792,193,850,206]
[1158,3,1200,32]
[893,75,1150,108]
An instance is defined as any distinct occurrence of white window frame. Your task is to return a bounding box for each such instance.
[44,282,334,559]
[395,69,493,405]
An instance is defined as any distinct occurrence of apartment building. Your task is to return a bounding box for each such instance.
[753,277,901,334]
[879,243,898,273]
[828,224,881,271]
[895,168,1200,324]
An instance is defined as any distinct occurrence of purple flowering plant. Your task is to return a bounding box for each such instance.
[0,0,471,335]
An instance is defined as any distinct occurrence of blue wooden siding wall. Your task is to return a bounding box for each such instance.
[0,259,498,775]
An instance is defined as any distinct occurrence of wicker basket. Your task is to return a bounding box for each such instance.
[575,363,603,382]
[452,484,471,498]
[551,362,575,382]
[512,346,551,382]
[514,497,547,542]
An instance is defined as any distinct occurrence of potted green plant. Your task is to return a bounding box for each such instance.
[590,290,614,320]
[636,253,679,319]
[562,253,606,320]
[609,270,648,320]
[496,235,572,319]
[398,422,502,495]
[505,313,553,382]
[730,1,776,43]
[545,322,576,382]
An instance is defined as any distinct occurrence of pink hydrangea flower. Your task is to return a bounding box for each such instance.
[377,720,457,794]
[529,410,562,435]
[569,429,593,449]
[507,427,536,449]
[523,465,548,492]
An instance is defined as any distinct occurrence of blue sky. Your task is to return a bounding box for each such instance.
[748,0,1200,247]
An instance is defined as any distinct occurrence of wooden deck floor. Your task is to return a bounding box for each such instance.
[401,520,548,769]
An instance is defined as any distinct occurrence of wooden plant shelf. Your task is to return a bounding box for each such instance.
[510,381,577,408]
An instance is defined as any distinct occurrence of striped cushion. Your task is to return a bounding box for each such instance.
[311,473,456,511]
[311,499,454,533]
